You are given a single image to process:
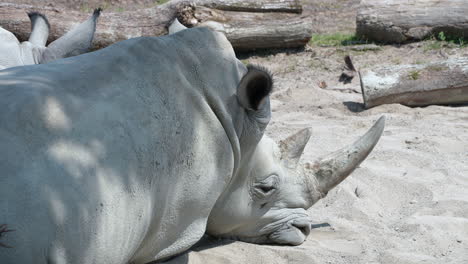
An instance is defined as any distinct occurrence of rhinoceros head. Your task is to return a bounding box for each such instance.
[207,117,385,245]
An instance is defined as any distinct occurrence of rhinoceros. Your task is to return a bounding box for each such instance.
[0,8,101,70]
[0,26,384,264]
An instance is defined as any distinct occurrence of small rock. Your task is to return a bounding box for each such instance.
[456,239,462,243]
[413,238,417,241]
[318,81,327,89]
[409,200,417,204]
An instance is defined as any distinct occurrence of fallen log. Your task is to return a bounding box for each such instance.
[0,0,311,51]
[359,58,468,108]
[356,0,468,43]
[197,0,302,13]
[177,4,312,50]
[0,2,175,50]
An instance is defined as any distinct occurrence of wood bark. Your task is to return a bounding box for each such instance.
[0,0,310,51]
[359,58,468,108]
[197,0,302,13]
[177,5,312,50]
[356,0,468,43]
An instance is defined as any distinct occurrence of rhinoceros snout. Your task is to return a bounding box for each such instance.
[291,218,312,237]
[267,217,313,246]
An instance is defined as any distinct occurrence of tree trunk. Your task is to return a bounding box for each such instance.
[0,0,311,51]
[356,0,468,43]
[359,58,468,108]
[177,4,312,50]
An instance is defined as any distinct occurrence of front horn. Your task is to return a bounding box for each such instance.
[310,116,385,199]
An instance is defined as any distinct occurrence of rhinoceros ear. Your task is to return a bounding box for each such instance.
[168,18,187,34]
[237,65,273,111]
[40,8,101,63]
[27,12,50,47]
[279,128,312,168]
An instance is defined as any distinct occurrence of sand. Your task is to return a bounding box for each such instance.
[161,34,468,264]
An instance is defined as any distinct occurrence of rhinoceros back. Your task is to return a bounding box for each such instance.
[0,28,243,264]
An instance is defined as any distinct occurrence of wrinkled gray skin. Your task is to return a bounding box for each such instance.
[0,24,384,264]
[0,8,101,70]
[208,117,385,245]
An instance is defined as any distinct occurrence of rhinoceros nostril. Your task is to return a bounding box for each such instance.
[291,221,311,237]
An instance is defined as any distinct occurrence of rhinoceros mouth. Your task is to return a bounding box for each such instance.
[216,213,312,245]
[267,217,312,246]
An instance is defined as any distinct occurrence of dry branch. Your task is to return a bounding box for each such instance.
[359,58,468,108]
[356,0,468,43]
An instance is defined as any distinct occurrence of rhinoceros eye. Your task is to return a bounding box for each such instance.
[254,184,276,197]
[253,175,278,197]
[258,185,275,193]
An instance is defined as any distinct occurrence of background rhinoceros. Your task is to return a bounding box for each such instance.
[0,27,382,264]
[0,8,101,70]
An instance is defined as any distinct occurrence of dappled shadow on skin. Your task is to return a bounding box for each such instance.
[0,60,150,262]
[0,44,207,263]
[343,101,366,113]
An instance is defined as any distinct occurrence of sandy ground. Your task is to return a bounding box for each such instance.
[3,0,468,263]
